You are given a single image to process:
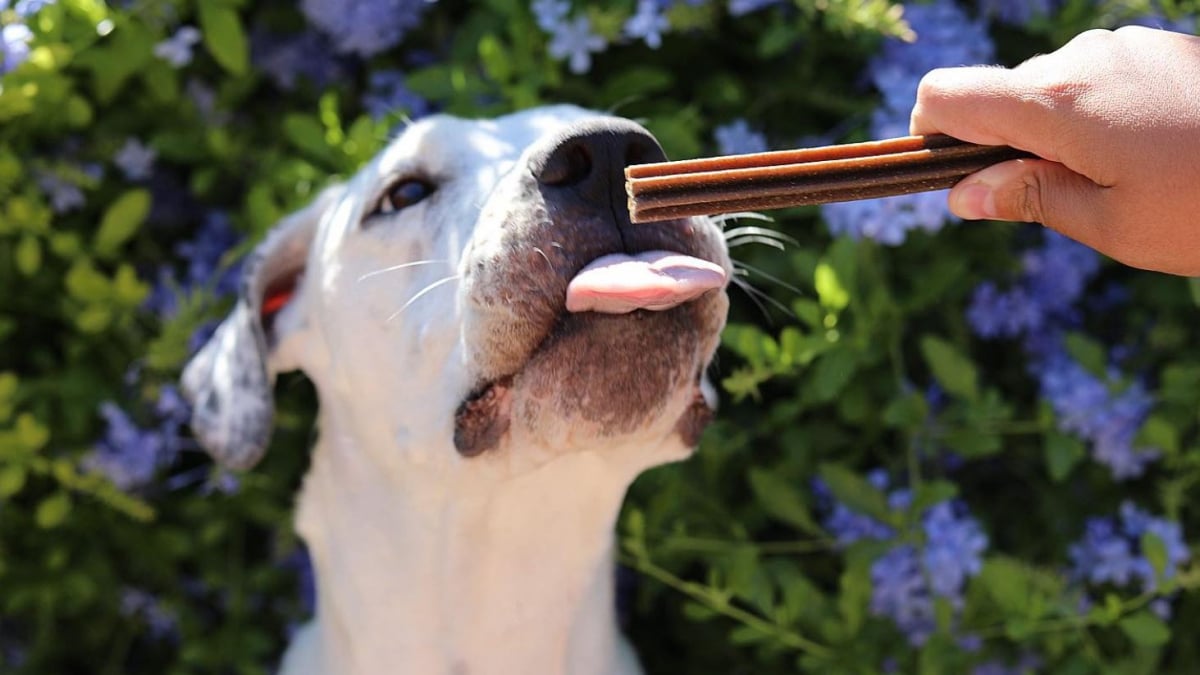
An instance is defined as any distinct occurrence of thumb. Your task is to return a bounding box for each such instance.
[948,158,1110,243]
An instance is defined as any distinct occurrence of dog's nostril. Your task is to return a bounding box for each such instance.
[624,140,658,169]
[538,143,593,187]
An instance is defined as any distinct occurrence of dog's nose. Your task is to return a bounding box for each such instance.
[536,125,667,212]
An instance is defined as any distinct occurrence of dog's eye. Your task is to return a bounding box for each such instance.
[373,179,435,217]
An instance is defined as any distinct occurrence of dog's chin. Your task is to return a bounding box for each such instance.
[454,290,726,458]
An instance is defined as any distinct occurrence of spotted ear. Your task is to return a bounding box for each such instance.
[181,187,340,470]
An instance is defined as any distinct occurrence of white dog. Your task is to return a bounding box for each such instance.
[182,106,731,675]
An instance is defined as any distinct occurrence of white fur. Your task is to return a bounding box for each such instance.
[184,106,729,675]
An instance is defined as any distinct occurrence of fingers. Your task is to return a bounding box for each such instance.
[948,158,1113,252]
[910,66,1069,161]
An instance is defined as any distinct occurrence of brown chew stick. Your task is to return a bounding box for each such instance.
[625,134,1033,223]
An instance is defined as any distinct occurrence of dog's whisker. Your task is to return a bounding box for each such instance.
[710,211,772,230]
[386,275,461,323]
[532,246,553,268]
[357,259,451,283]
[732,259,806,297]
[730,275,796,322]
[726,235,786,251]
[723,225,798,247]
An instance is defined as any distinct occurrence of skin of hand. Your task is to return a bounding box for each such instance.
[910,26,1200,276]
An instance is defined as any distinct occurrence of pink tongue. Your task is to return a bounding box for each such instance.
[566,250,727,314]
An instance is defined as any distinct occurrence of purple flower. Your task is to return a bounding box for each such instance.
[625,0,670,49]
[818,469,988,644]
[978,0,1056,25]
[11,0,56,17]
[153,26,201,68]
[362,70,430,121]
[547,14,608,74]
[714,119,768,156]
[120,588,177,641]
[922,502,988,599]
[815,468,895,546]
[1069,502,1189,592]
[821,0,993,245]
[251,29,348,92]
[531,0,570,31]
[146,211,242,321]
[1034,347,1159,480]
[2,23,33,75]
[728,0,783,16]
[85,403,177,491]
[871,545,937,644]
[114,138,157,181]
[966,283,1042,339]
[870,500,988,645]
[300,0,432,57]
[35,170,85,213]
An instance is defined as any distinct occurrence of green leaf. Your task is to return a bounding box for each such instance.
[198,0,249,75]
[0,464,26,498]
[817,463,893,526]
[882,392,929,429]
[814,262,849,310]
[979,557,1031,616]
[920,335,978,401]
[93,189,151,258]
[807,348,857,402]
[748,468,822,535]
[1119,611,1171,647]
[1064,332,1107,378]
[1136,415,1179,457]
[942,429,1002,458]
[1188,277,1200,307]
[1044,431,1085,482]
[1141,532,1169,585]
[284,114,337,165]
[14,235,41,276]
[910,481,958,514]
[35,492,72,529]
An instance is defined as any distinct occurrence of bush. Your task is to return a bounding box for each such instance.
[1,0,1198,673]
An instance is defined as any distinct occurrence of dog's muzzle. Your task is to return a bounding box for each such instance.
[534,126,726,315]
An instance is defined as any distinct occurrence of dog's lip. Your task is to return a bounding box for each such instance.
[564,250,727,314]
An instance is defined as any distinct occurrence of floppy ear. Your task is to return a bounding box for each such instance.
[181,187,341,470]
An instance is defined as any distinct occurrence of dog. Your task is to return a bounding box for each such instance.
[181,105,731,675]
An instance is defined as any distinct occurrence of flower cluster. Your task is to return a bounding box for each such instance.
[84,386,191,492]
[822,0,993,245]
[1069,501,1189,594]
[967,231,1158,479]
[144,211,242,326]
[251,28,348,93]
[533,0,608,75]
[362,69,430,122]
[817,471,989,645]
[300,0,432,57]
[1,0,54,74]
[714,119,769,156]
[153,26,201,68]
[119,587,178,641]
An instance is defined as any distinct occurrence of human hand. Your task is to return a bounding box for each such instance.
[910,26,1200,275]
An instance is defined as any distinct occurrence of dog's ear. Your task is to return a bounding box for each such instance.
[181,186,341,470]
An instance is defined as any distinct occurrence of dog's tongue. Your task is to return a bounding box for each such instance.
[566,250,726,314]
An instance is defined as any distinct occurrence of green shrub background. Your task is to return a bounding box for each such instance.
[2,0,1200,673]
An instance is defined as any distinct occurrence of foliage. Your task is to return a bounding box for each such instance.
[1,0,1199,673]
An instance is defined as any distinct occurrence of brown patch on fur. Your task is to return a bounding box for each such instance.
[674,388,714,448]
[454,377,513,456]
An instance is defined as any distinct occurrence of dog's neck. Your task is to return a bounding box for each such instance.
[288,398,662,675]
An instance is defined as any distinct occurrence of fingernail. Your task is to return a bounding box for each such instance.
[950,181,997,220]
